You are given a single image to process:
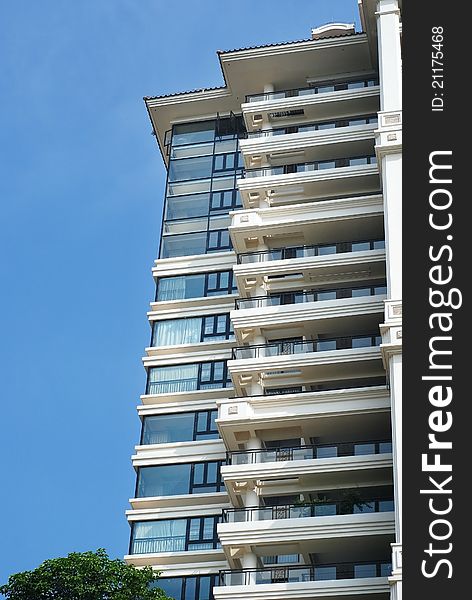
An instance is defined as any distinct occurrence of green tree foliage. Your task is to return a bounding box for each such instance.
[0,549,171,600]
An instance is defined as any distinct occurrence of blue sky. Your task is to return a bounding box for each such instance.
[0,0,359,584]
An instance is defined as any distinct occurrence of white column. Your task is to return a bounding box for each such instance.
[376,0,402,112]
[381,153,402,299]
[389,353,402,539]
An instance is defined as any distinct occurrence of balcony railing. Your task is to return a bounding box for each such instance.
[235,284,387,309]
[227,439,392,466]
[221,498,394,523]
[218,560,391,585]
[241,155,377,179]
[245,115,378,138]
[232,334,381,360]
[237,238,384,264]
[245,77,379,103]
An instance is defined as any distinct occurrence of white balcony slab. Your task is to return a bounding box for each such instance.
[237,164,380,208]
[145,338,236,358]
[148,295,237,319]
[131,438,226,467]
[152,251,236,279]
[229,194,383,254]
[239,124,376,169]
[128,493,229,512]
[217,386,390,449]
[231,295,385,343]
[140,387,235,407]
[142,348,232,368]
[233,248,386,294]
[241,85,380,133]
[213,576,389,600]
[218,512,395,553]
[124,548,225,568]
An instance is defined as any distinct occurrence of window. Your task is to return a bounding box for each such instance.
[210,190,241,211]
[165,193,211,220]
[155,575,217,600]
[207,229,231,252]
[155,271,236,302]
[169,155,214,182]
[141,410,219,445]
[136,460,224,497]
[131,517,220,555]
[202,314,233,342]
[147,361,232,395]
[160,231,207,258]
[172,121,215,147]
[151,314,233,347]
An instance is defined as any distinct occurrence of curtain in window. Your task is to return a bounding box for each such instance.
[153,318,201,347]
[148,364,199,394]
[157,276,186,301]
[132,520,186,554]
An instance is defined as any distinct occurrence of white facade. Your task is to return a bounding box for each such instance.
[126,2,402,599]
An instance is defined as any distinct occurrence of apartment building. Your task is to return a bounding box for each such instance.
[125,2,402,600]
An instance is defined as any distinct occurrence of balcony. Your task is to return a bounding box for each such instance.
[237,156,379,208]
[221,441,393,505]
[231,291,385,346]
[222,498,394,523]
[233,240,385,296]
[214,561,390,600]
[232,334,381,361]
[228,440,392,466]
[216,385,391,451]
[239,116,378,170]
[241,77,380,133]
[229,194,384,256]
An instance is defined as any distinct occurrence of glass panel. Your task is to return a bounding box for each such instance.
[137,464,191,497]
[156,578,183,598]
[354,501,375,513]
[314,503,337,516]
[374,285,387,295]
[148,364,199,394]
[196,412,208,432]
[211,175,234,191]
[197,576,211,600]
[317,339,337,351]
[153,318,202,346]
[184,578,196,600]
[215,139,237,153]
[350,157,369,166]
[352,287,371,297]
[165,194,210,220]
[352,241,371,251]
[206,461,217,483]
[167,179,211,197]
[355,443,376,455]
[352,336,372,348]
[161,232,207,258]
[172,121,215,146]
[379,499,395,512]
[318,160,336,170]
[169,156,213,182]
[170,142,214,159]
[317,291,337,300]
[373,240,385,249]
[142,413,195,444]
[379,441,393,453]
[208,214,231,230]
[318,122,336,130]
[132,519,186,554]
[318,245,336,255]
[163,217,208,235]
[156,274,205,301]
[189,519,201,540]
[315,566,337,580]
[380,563,392,576]
[348,81,365,89]
[202,517,214,538]
[316,446,338,458]
[354,564,377,578]
[317,85,335,93]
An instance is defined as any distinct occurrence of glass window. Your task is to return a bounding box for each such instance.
[167,178,211,197]
[165,194,210,220]
[161,231,207,258]
[169,156,213,182]
[314,566,337,580]
[152,317,202,347]
[132,519,187,554]
[142,413,195,445]
[207,230,231,252]
[156,274,205,301]
[170,142,214,160]
[172,121,215,146]
[137,464,191,497]
[354,564,377,578]
[156,578,183,598]
[147,364,199,395]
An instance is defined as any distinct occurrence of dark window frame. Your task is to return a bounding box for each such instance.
[155,270,237,302]
[140,409,219,445]
[145,360,232,395]
[156,574,217,600]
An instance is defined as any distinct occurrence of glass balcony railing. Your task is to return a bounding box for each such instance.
[241,155,377,179]
[218,560,391,586]
[227,439,392,466]
[222,498,394,523]
[245,77,379,103]
[245,115,378,138]
[235,284,387,309]
[232,334,382,360]
[237,238,384,264]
